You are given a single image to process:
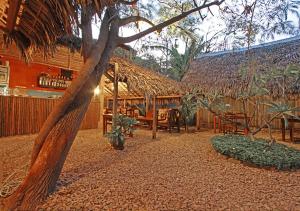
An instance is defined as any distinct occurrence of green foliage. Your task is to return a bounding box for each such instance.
[221,0,300,48]
[197,92,230,115]
[134,104,146,116]
[133,55,162,73]
[169,39,205,80]
[238,64,300,129]
[211,135,300,170]
[106,114,138,147]
[179,91,199,125]
[157,0,202,41]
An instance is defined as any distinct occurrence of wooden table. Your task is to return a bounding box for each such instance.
[214,113,250,134]
[136,116,153,129]
[281,118,300,142]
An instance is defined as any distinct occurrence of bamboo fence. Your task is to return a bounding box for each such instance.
[0,95,100,137]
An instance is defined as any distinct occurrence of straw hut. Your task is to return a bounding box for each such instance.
[182,36,300,129]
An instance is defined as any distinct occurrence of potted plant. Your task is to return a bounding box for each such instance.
[106,114,138,150]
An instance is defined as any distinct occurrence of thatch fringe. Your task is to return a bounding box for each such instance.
[0,0,116,56]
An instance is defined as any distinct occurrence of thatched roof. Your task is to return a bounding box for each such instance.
[0,41,182,97]
[108,57,182,96]
[0,0,114,56]
[182,36,300,98]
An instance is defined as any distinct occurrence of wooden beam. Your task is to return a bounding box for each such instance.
[152,95,157,139]
[145,94,150,114]
[107,96,144,100]
[6,0,22,32]
[156,95,182,99]
[104,72,114,82]
[106,95,182,101]
[104,85,114,95]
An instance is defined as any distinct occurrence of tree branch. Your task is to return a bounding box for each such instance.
[119,0,138,5]
[119,16,155,27]
[118,0,225,44]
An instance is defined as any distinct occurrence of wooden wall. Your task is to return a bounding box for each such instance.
[0,96,100,137]
[0,55,78,92]
[198,97,300,130]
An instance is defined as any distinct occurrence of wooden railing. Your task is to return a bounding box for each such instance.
[0,96,100,137]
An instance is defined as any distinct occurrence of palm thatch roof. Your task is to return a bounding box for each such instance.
[108,57,182,96]
[0,0,114,56]
[0,40,182,97]
[182,36,300,98]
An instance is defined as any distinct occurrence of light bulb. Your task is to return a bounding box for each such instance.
[94,86,100,95]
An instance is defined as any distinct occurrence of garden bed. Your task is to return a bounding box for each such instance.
[211,135,300,170]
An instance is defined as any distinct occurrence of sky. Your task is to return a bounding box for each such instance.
[92,0,300,55]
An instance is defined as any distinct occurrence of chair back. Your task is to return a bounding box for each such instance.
[146,110,153,118]
[168,109,180,125]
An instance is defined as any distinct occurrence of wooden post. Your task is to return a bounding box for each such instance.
[145,94,150,114]
[112,63,119,130]
[99,76,105,131]
[196,109,201,131]
[152,95,157,139]
[213,115,217,133]
[281,118,285,142]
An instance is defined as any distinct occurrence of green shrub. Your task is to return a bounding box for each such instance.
[211,135,300,170]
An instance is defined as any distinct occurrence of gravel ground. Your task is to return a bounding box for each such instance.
[0,129,300,211]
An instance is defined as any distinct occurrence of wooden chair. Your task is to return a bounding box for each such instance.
[136,111,154,129]
[158,108,180,133]
[222,112,250,135]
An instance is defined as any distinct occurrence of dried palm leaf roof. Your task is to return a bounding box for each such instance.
[182,36,300,98]
[0,41,182,97]
[109,57,183,96]
[0,0,115,56]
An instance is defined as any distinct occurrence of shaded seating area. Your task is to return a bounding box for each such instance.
[100,58,183,138]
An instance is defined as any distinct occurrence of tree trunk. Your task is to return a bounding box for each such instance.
[29,9,110,167]
[3,65,102,210]
[2,7,119,209]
